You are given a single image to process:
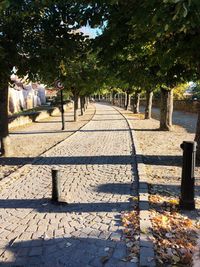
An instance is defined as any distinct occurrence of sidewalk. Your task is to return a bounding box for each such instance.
[122,106,200,266]
[0,103,139,267]
[1,103,198,266]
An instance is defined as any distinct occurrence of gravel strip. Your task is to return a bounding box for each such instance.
[121,108,200,266]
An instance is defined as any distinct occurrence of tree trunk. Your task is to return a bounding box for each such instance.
[0,81,12,157]
[133,92,140,113]
[83,97,86,112]
[109,93,112,103]
[74,93,79,122]
[160,87,173,131]
[85,97,88,109]
[125,93,130,110]
[80,96,84,116]
[195,105,200,160]
[145,91,153,119]
[84,97,87,110]
[120,94,123,107]
[112,91,115,105]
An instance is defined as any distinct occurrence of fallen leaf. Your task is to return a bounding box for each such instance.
[66,242,72,247]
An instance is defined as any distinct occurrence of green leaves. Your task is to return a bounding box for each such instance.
[0,0,11,11]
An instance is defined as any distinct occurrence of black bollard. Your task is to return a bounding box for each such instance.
[179,141,196,210]
[52,168,61,203]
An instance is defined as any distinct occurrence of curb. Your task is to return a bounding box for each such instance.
[132,130,156,267]
[113,106,156,267]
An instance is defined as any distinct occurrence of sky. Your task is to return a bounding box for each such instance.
[80,25,102,39]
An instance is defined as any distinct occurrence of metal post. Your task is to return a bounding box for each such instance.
[180,141,196,210]
[52,168,61,203]
[60,90,65,130]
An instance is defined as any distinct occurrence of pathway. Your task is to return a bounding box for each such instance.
[0,103,138,267]
[141,106,197,133]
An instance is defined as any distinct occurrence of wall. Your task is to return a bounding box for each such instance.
[140,99,200,114]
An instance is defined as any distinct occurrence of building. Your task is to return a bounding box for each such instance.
[8,75,46,114]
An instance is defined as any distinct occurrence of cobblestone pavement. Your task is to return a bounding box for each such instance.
[0,103,138,267]
[0,105,95,180]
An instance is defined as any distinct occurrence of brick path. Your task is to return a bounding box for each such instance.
[0,103,138,267]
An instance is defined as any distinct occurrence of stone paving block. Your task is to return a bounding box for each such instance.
[29,246,43,256]
[98,231,111,240]
[112,245,127,260]
[139,193,149,202]
[105,258,130,267]
[16,247,30,257]
[139,201,150,211]
[110,232,122,242]
[139,182,148,191]
[27,255,43,265]
[140,246,156,267]
[89,256,103,267]
[54,228,65,237]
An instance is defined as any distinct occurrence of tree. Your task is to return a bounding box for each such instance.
[58,44,100,121]
[0,1,35,156]
[82,0,200,154]
[0,1,86,156]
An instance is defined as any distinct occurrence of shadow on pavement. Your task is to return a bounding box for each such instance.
[92,119,125,121]
[11,130,75,135]
[141,182,200,198]
[0,154,183,167]
[96,183,132,195]
[132,128,160,132]
[0,155,134,166]
[79,129,131,132]
[141,155,182,166]
[95,114,122,116]
[0,237,128,267]
[34,120,75,123]
[0,199,130,213]
[10,128,132,136]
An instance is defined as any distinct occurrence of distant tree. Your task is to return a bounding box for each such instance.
[59,44,100,121]
[173,83,189,100]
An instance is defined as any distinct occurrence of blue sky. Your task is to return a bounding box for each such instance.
[80,25,102,38]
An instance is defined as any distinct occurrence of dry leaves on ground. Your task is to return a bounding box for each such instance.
[121,199,139,262]
[149,194,200,266]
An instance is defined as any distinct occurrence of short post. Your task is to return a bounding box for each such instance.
[52,168,61,203]
[180,141,196,210]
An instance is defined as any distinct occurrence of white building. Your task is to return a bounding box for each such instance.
[8,75,46,114]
